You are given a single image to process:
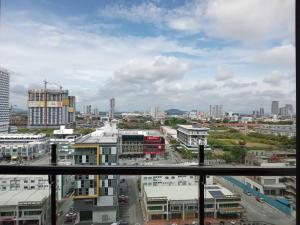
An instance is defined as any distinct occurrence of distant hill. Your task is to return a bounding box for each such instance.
[165,109,186,115]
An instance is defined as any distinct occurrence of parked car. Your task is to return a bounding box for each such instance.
[57,210,63,217]
[256,196,264,203]
[64,212,77,222]
[243,190,251,196]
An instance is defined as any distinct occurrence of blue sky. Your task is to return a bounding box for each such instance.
[0,0,295,113]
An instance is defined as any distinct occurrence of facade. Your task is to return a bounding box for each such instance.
[0,175,49,191]
[254,124,296,138]
[72,122,119,225]
[143,185,242,221]
[177,124,209,149]
[271,101,279,115]
[109,98,115,120]
[209,105,223,119]
[0,134,49,160]
[0,189,50,225]
[259,107,264,117]
[150,106,165,122]
[27,88,75,128]
[0,68,9,133]
[119,130,165,158]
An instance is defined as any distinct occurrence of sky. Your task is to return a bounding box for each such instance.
[0,0,295,113]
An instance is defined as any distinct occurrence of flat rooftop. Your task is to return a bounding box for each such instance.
[144,185,234,201]
[0,190,50,206]
[119,129,162,136]
[0,175,48,179]
[177,125,209,131]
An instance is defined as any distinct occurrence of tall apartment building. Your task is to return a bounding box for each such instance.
[259,107,264,117]
[27,88,75,128]
[209,105,223,119]
[271,101,279,115]
[0,68,10,133]
[72,122,119,225]
[109,98,115,120]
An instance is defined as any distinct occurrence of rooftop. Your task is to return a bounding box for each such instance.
[119,129,162,136]
[0,190,49,206]
[144,184,234,201]
[177,124,209,131]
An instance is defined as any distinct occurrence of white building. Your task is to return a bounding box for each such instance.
[143,185,242,221]
[0,68,9,133]
[0,133,49,160]
[0,175,49,191]
[0,189,50,225]
[177,124,209,149]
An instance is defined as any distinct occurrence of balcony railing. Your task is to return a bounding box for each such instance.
[0,144,297,225]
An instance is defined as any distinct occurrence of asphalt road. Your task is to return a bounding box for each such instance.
[214,176,296,225]
[119,175,144,225]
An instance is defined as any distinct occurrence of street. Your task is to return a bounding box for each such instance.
[214,176,296,225]
[119,175,144,225]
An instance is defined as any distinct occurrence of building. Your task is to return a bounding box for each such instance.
[0,189,50,225]
[0,175,49,191]
[254,124,296,138]
[209,105,223,120]
[160,126,177,140]
[0,68,9,133]
[109,98,115,120]
[177,124,209,150]
[245,150,296,167]
[279,104,294,118]
[271,101,279,115]
[143,185,242,221]
[141,175,213,192]
[0,134,49,161]
[119,130,165,158]
[259,107,264,117]
[72,121,119,225]
[150,106,165,123]
[27,88,75,128]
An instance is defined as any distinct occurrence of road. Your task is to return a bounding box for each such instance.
[214,177,296,225]
[119,175,144,225]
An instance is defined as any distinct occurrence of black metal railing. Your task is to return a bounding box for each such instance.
[0,144,297,225]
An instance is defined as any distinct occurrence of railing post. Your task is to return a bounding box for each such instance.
[50,144,57,225]
[198,144,205,225]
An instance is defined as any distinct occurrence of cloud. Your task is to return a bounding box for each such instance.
[10,84,27,96]
[255,44,295,68]
[263,71,284,85]
[168,17,201,32]
[204,0,295,43]
[98,0,295,43]
[215,66,234,81]
[223,80,257,88]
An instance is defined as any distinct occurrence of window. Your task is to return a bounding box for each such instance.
[24,210,42,216]
[148,206,163,211]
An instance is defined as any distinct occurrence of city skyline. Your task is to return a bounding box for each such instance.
[0,0,295,112]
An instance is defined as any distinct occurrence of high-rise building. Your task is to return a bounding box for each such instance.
[27,88,75,128]
[109,98,115,119]
[285,104,293,116]
[73,122,119,224]
[259,107,264,117]
[271,101,279,115]
[210,105,223,119]
[0,68,9,133]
